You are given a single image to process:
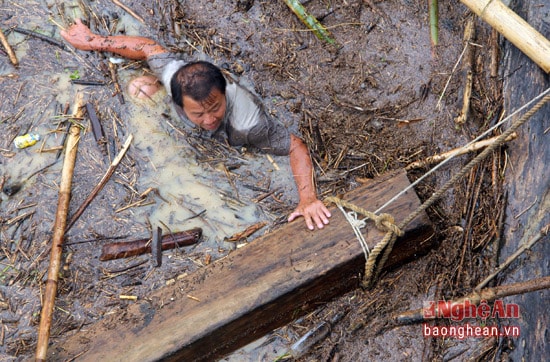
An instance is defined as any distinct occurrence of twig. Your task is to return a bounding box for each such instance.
[436,43,468,110]
[112,0,145,24]
[455,17,475,125]
[108,61,125,104]
[35,93,85,362]
[476,223,549,290]
[225,222,267,242]
[0,27,18,66]
[13,27,66,50]
[65,134,133,232]
[405,132,517,170]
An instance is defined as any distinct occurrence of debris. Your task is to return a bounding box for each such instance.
[2,183,21,196]
[288,312,344,358]
[455,17,475,126]
[151,226,163,267]
[99,228,202,261]
[225,221,267,242]
[65,134,133,231]
[112,0,145,24]
[119,295,138,301]
[85,102,107,152]
[13,133,40,149]
[289,321,330,358]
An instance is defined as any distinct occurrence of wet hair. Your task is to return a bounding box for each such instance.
[170,61,227,108]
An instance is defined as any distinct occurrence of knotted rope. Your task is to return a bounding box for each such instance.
[325,196,403,288]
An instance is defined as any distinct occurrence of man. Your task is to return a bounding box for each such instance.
[61,19,331,230]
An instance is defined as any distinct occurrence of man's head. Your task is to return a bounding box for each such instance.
[171,61,227,131]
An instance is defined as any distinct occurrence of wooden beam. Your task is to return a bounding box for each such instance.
[48,169,434,361]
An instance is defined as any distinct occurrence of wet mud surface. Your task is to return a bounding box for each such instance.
[0,0,510,360]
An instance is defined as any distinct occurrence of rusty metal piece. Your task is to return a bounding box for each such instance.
[100,228,202,261]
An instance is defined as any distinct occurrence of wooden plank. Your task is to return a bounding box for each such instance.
[48,169,434,361]
[500,5,550,360]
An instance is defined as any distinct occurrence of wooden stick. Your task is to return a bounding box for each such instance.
[13,27,66,50]
[460,0,550,73]
[112,0,145,24]
[405,132,517,170]
[396,276,550,325]
[476,223,549,290]
[0,27,18,66]
[65,134,133,232]
[99,228,202,261]
[35,93,85,362]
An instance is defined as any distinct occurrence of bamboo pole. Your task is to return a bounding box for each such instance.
[35,93,85,362]
[460,0,550,73]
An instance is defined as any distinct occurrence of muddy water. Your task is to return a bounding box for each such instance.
[2,14,297,247]
[119,75,280,243]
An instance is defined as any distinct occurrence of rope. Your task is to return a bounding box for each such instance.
[326,89,550,289]
[336,204,370,256]
[325,196,403,288]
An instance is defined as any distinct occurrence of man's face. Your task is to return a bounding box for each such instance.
[182,88,226,131]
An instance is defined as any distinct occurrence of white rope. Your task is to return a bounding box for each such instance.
[337,204,370,258]
[374,86,550,214]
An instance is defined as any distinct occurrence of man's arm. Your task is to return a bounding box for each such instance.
[287,134,331,230]
[60,19,167,59]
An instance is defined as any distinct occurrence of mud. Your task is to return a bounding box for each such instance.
[1,0,508,360]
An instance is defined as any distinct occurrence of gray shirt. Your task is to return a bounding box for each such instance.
[147,53,291,156]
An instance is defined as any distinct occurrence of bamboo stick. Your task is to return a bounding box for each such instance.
[460,0,550,73]
[35,93,85,362]
[282,0,335,44]
[405,132,517,170]
[65,134,133,232]
[0,27,18,66]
